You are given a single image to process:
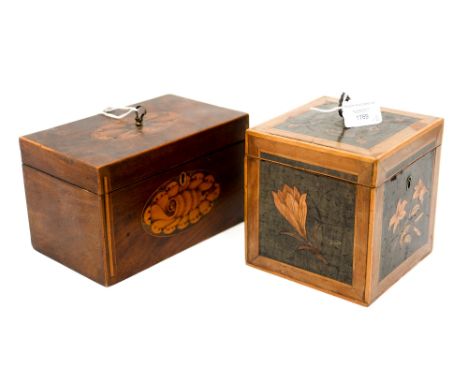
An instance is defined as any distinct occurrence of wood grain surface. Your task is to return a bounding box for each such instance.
[20,94,248,194]
[20,95,248,285]
[22,165,107,283]
[245,97,443,305]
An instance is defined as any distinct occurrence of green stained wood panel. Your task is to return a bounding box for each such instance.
[273,103,418,149]
[379,149,435,280]
[258,154,356,285]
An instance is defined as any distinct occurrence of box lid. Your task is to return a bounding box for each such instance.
[20,95,248,195]
[251,96,443,187]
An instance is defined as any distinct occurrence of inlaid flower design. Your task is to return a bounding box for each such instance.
[388,199,408,233]
[272,185,307,239]
[413,178,428,203]
[142,171,220,236]
[272,184,327,264]
[388,178,428,247]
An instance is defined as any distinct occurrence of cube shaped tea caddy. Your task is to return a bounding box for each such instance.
[245,97,443,305]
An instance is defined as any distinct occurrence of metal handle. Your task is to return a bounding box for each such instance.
[101,105,147,128]
[134,105,147,128]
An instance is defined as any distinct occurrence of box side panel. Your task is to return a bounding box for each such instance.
[371,144,441,302]
[23,165,106,284]
[105,141,244,284]
[380,150,435,279]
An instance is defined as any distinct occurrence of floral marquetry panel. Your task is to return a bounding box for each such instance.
[259,154,356,284]
[273,103,418,149]
[379,149,435,280]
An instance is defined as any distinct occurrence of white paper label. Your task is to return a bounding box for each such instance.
[342,101,382,128]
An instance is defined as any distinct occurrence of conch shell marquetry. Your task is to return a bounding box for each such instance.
[142,171,221,236]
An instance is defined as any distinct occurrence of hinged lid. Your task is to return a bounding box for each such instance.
[251,96,443,187]
[20,95,248,195]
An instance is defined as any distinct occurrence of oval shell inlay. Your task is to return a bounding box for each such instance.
[142,171,220,237]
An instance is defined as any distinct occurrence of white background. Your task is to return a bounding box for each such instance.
[1,1,467,381]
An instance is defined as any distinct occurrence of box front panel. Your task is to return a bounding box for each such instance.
[245,132,372,303]
[258,154,356,285]
[105,142,244,284]
[379,148,436,281]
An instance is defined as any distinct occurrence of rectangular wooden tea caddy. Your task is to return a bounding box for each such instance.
[245,96,443,305]
[20,95,248,286]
